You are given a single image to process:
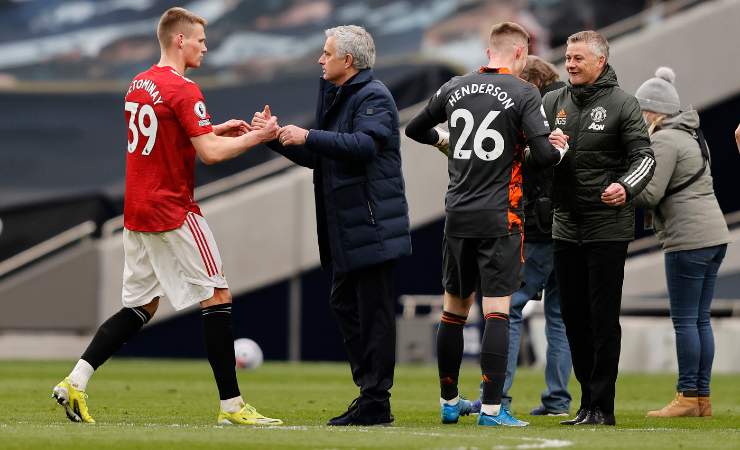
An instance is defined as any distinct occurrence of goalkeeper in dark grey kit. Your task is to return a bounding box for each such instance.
[405,21,568,427]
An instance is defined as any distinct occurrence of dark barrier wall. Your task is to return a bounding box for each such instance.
[118,281,291,359]
[118,219,446,361]
[110,93,740,361]
[698,93,740,215]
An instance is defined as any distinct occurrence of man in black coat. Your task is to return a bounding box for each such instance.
[253,25,411,426]
[542,31,654,426]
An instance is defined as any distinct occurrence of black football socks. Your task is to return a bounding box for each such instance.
[437,310,467,401]
[201,304,240,400]
[480,312,509,406]
[80,306,151,369]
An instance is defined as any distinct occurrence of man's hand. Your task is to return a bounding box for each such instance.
[548,128,569,162]
[735,123,740,153]
[253,116,279,143]
[213,119,250,137]
[252,105,279,130]
[549,127,569,150]
[433,127,449,156]
[278,125,309,146]
[601,182,627,207]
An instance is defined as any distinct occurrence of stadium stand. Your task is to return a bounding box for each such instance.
[0,0,738,371]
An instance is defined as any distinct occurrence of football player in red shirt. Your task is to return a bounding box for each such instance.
[52,7,282,426]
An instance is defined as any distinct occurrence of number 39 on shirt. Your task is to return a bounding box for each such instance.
[450,109,505,161]
[125,101,158,156]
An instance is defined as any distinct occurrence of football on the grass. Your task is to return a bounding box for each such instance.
[234,338,263,370]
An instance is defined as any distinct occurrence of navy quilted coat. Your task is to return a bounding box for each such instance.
[270,69,411,273]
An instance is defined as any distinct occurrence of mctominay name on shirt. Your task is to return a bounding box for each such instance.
[126,79,164,106]
[447,83,515,109]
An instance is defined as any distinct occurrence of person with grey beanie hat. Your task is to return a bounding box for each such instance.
[635,67,730,419]
[635,66,680,116]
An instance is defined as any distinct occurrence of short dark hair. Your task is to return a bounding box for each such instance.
[520,55,560,91]
[157,7,207,48]
[489,22,530,49]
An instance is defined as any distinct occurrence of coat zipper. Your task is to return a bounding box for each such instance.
[574,105,583,244]
[367,201,376,225]
[363,183,376,225]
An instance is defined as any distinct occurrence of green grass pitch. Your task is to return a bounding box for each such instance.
[1,359,738,449]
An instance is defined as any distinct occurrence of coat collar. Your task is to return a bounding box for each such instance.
[567,64,619,106]
[318,69,375,123]
[478,66,512,74]
[320,68,374,94]
[343,68,374,87]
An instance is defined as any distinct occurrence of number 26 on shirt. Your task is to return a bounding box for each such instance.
[450,109,504,161]
[125,101,158,156]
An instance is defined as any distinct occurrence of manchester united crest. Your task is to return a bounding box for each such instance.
[590,106,607,123]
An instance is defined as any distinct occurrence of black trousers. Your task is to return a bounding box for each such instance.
[330,260,397,413]
[553,240,628,414]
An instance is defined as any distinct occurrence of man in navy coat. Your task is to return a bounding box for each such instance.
[253,25,411,426]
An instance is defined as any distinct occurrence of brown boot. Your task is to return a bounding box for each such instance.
[698,396,712,417]
[647,392,700,417]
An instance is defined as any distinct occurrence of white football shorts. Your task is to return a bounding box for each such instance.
[122,212,229,311]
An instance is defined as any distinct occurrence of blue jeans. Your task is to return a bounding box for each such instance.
[502,241,571,412]
[664,244,727,395]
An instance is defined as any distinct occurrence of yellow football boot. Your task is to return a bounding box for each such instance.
[217,402,283,426]
[52,377,95,423]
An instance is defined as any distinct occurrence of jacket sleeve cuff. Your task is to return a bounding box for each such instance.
[305,128,319,148]
[617,180,634,200]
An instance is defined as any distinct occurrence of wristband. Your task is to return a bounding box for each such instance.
[554,142,569,164]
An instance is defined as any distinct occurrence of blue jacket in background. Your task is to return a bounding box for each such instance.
[270,69,411,273]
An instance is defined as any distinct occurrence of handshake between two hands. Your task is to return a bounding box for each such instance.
[548,128,568,154]
[431,127,570,158]
[214,105,306,146]
[251,105,308,146]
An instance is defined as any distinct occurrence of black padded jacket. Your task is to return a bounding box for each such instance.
[542,65,654,243]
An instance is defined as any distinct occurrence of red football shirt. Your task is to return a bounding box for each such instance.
[123,65,213,231]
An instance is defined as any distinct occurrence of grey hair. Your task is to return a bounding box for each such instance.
[567,30,609,61]
[325,25,376,70]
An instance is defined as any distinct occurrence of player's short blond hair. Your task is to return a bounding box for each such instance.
[157,7,207,48]
[489,22,530,50]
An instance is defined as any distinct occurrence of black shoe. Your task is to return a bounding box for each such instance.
[327,408,394,426]
[560,408,589,425]
[327,399,394,426]
[327,397,359,426]
[347,410,394,426]
[574,407,616,426]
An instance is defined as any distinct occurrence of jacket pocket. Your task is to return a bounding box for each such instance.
[332,182,383,251]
